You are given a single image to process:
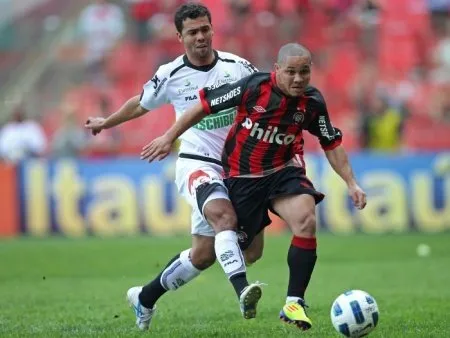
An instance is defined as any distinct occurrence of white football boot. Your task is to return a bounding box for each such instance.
[126,286,156,331]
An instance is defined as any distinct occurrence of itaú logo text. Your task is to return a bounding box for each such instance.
[241,118,295,145]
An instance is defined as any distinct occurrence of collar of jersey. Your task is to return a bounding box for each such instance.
[183,50,219,72]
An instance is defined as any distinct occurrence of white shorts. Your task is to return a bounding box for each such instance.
[175,157,230,237]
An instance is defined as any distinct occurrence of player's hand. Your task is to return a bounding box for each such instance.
[348,183,367,210]
[140,134,173,162]
[85,117,106,136]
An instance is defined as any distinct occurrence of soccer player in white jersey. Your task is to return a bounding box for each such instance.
[85,3,263,331]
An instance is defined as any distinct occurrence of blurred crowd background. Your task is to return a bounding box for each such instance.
[1,0,450,164]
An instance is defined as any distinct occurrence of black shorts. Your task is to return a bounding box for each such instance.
[225,166,325,250]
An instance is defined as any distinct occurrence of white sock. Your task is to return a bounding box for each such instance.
[215,230,246,279]
[160,249,201,290]
[286,296,303,304]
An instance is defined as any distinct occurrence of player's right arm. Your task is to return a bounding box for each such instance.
[85,95,148,135]
[140,75,251,162]
[85,66,170,135]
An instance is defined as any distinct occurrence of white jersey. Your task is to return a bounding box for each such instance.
[140,50,257,161]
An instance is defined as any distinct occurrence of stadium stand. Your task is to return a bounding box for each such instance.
[3,0,449,155]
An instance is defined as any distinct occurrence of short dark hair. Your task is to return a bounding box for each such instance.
[277,43,311,64]
[174,3,212,34]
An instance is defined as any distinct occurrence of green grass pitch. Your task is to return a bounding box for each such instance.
[1,233,449,337]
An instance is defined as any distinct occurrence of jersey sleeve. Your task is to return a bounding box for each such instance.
[307,91,343,150]
[198,76,250,115]
[140,66,170,110]
[236,56,258,77]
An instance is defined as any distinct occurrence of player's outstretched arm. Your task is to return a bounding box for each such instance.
[140,102,206,162]
[325,145,367,210]
[84,95,148,135]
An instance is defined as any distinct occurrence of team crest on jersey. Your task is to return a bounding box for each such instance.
[293,111,305,125]
[237,231,248,243]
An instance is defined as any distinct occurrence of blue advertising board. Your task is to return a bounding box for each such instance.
[17,152,450,236]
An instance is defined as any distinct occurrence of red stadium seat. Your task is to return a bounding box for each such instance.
[404,116,450,150]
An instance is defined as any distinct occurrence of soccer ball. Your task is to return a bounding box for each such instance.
[330,290,379,337]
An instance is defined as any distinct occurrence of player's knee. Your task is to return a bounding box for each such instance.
[212,211,238,233]
[190,245,216,270]
[204,201,238,233]
[291,209,316,237]
[244,247,263,265]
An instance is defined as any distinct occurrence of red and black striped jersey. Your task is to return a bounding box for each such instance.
[199,72,342,177]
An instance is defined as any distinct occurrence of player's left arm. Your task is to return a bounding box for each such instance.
[199,75,250,114]
[140,76,250,162]
[324,145,366,209]
[307,92,366,209]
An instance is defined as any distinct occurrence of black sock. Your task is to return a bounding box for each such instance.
[287,236,317,300]
[138,254,180,309]
[230,272,249,297]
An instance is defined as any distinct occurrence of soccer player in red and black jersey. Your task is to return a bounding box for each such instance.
[142,43,367,330]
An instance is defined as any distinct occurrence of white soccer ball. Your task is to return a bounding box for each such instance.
[416,243,431,257]
[330,290,379,337]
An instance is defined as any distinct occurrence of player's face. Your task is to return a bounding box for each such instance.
[275,55,311,97]
[177,16,214,61]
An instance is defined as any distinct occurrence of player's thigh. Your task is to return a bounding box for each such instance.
[243,229,265,264]
[176,159,228,217]
[226,177,271,251]
[271,194,317,237]
[269,167,324,237]
[190,234,216,270]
